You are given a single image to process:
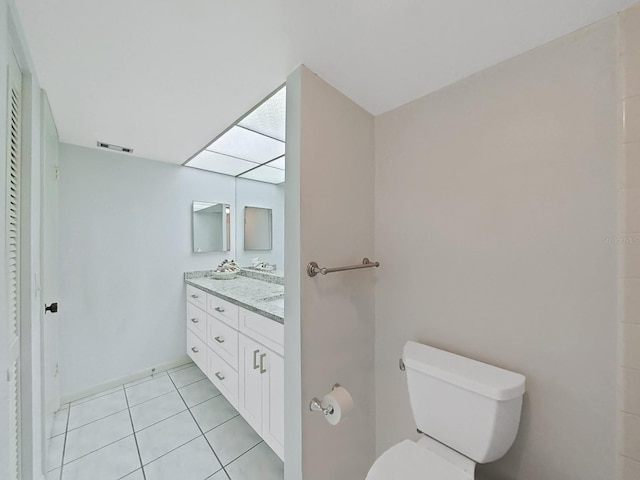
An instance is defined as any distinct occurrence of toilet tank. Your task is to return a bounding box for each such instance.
[403,341,526,463]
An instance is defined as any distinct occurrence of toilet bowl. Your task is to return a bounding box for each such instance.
[366,341,526,479]
[367,436,475,480]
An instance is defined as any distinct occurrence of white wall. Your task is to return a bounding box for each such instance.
[374,18,619,480]
[290,65,376,480]
[619,4,640,479]
[58,143,237,398]
[235,177,284,270]
[284,67,302,480]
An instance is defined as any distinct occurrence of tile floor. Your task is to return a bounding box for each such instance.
[46,363,284,480]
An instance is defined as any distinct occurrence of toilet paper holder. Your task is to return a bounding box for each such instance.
[309,384,341,416]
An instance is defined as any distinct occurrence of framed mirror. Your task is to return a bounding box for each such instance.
[244,206,272,250]
[192,201,231,253]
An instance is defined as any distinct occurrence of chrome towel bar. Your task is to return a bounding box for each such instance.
[306,258,380,277]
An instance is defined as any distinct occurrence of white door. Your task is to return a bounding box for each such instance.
[40,90,60,442]
[238,334,263,435]
[262,348,284,460]
[5,49,23,480]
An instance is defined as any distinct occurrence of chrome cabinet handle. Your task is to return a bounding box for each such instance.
[190,318,199,323]
[191,347,199,353]
[253,350,260,370]
[215,372,225,381]
[215,336,225,344]
[191,294,199,299]
[214,306,225,313]
[260,353,267,374]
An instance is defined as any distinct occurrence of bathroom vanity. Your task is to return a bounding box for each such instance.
[184,270,284,460]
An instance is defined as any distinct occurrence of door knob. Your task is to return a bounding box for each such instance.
[45,302,58,314]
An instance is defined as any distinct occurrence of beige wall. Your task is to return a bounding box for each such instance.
[287,66,376,480]
[374,17,619,480]
[619,4,640,479]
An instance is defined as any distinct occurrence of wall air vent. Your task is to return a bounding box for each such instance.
[97,141,133,154]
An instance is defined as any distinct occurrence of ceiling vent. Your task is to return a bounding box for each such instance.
[97,141,133,154]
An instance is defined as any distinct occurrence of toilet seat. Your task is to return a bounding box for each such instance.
[366,439,474,480]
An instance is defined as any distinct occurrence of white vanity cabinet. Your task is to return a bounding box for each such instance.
[238,333,284,460]
[185,283,284,461]
[237,307,284,460]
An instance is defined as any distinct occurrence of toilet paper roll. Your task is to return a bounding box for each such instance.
[322,386,354,426]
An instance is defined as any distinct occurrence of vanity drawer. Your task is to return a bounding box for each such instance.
[187,329,207,372]
[239,308,284,356]
[186,285,207,311]
[207,295,239,329]
[208,315,239,370]
[186,302,207,340]
[207,347,238,409]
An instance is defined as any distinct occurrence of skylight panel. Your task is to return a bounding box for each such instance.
[239,164,285,184]
[206,126,284,164]
[238,87,286,141]
[187,150,259,176]
[267,156,285,170]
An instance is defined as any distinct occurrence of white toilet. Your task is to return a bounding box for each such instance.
[367,341,526,480]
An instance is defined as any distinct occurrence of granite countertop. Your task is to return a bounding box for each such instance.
[185,270,284,324]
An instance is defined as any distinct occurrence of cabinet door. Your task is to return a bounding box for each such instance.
[238,334,263,435]
[186,329,207,373]
[186,302,207,340]
[262,347,284,461]
[186,285,207,311]
[208,315,239,369]
[207,346,239,409]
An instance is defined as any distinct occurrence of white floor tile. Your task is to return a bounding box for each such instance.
[205,416,261,466]
[68,390,128,430]
[64,410,133,463]
[47,435,65,472]
[191,395,238,433]
[144,436,222,480]
[136,410,201,465]
[179,378,221,407]
[169,364,206,388]
[46,468,61,480]
[225,443,283,480]
[129,391,186,431]
[120,469,145,479]
[50,408,69,438]
[71,385,123,406]
[207,470,229,480]
[125,375,176,406]
[61,435,140,480]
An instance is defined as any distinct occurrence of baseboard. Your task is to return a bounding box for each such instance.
[60,356,192,404]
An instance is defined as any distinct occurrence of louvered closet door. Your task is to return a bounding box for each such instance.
[6,50,22,480]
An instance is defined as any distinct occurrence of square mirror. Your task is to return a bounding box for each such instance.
[244,206,272,250]
[192,201,231,253]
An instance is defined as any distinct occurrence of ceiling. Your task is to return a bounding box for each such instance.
[15,0,638,165]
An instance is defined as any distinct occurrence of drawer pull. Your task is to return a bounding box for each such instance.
[214,336,225,344]
[253,350,260,370]
[190,318,199,323]
[260,353,267,374]
[191,294,199,299]
[215,372,225,381]
[214,306,225,313]
[191,347,199,353]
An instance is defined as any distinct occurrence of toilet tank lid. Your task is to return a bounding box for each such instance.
[403,341,526,401]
